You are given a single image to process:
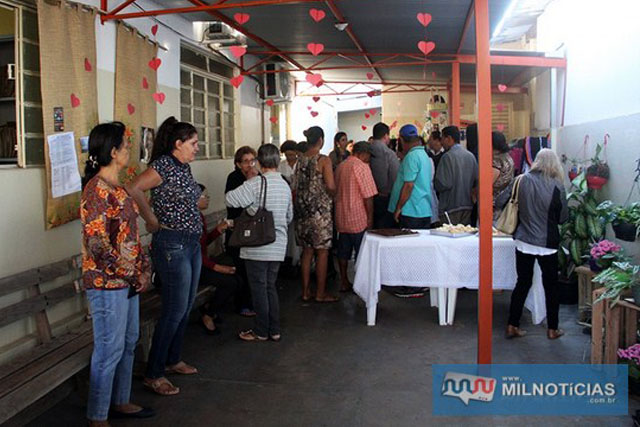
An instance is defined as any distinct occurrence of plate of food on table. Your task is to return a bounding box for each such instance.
[430,223,478,238]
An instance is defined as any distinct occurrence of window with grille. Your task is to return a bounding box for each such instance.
[180,45,235,160]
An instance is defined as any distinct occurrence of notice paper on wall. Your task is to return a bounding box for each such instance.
[47,131,81,198]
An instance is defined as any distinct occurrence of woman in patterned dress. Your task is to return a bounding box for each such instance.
[127,117,202,396]
[492,131,515,221]
[294,126,337,302]
[81,122,154,425]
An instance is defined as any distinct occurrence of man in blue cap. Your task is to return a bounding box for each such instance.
[388,124,433,230]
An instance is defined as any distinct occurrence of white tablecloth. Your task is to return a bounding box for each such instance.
[353,230,546,325]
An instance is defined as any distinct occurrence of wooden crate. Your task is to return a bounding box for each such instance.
[591,288,639,364]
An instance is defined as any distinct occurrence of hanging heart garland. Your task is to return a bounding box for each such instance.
[309,8,326,22]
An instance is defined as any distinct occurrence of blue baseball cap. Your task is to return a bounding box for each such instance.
[399,124,419,139]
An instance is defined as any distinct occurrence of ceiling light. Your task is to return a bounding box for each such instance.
[334,22,348,31]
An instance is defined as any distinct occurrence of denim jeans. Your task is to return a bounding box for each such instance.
[245,260,281,337]
[146,229,202,379]
[86,289,139,421]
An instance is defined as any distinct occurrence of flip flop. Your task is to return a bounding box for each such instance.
[143,377,180,396]
[239,329,268,342]
[165,361,198,375]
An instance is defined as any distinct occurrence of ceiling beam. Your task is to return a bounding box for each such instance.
[457,0,475,54]
[243,59,457,75]
[324,0,384,83]
[103,0,326,21]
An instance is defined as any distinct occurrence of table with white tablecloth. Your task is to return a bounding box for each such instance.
[353,230,547,326]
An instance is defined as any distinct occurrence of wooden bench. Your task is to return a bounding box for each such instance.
[591,288,639,364]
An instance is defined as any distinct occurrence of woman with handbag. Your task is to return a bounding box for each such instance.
[126,117,202,396]
[499,149,568,340]
[225,144,293,342]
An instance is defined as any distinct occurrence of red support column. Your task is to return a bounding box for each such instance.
[475,0,493,365]
[451,62,461,127]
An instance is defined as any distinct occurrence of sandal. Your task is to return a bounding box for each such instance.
[143,377,180,396]
[270,334,281,342]
[165,361,198,375]
[238,329,268,342]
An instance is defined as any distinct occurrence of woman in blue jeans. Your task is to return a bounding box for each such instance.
[81,123,154,425]
[127,117,202,396]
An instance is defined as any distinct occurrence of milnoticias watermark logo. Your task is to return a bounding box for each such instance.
[433,364,628,416]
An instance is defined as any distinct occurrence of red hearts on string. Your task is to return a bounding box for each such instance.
[416,13,432,27]
[127,103,135,115]
[151,24,158,36]
[148,57,162,71]
[430,111,440,118]
[152,92,166,104]
[229,46,247,58]
[307,43,324,56]
[266,99,274,107]
[70,93,80,108]
[366,72,374,80]
[312,96,320,102]
[498,84,508,92]
[367,90,376,97]
[309,8,326,22]
[361,125,367,131]
[270,116,278,124]
[417,41,436,56]
[305,73,323,87]
[365,113,370,119]
[84,58,92,72]
[496,103,505,112]
[142,77,149,89]
[310,111,319,117]
[234,13,250,25]
[369,109,376,115]
[230,75,244,88]
[497,124,505,132]
[390,120,398,129]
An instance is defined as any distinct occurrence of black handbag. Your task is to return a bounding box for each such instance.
[228,175,276,248]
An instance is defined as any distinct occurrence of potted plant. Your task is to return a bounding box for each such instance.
[586,143,610,190]
[618,344,640,395]
[593,262,640,306]
[597,201,640,242]
[588,240,626,272]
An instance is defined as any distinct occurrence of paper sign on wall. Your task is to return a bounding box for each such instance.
[47,131,81,198]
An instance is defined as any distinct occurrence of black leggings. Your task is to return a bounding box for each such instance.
[508,249,559,330]
[199,268,241,317]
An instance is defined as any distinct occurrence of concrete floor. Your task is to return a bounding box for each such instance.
[31,272,634,426]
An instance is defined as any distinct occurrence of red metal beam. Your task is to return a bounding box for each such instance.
[246,54,276,72]
[451,62,461,126]
[457,0,474,54]
[103,0,325,21]
[105,0,136,18]
[324,0,384,82]
[297,88,442,96]
[101,0,108,12]
[475,0,493,366]
[243,59,458,75]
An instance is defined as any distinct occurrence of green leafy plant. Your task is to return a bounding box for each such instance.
[597,201,640,237]
[586,144,610,178]
[593,262,640,306]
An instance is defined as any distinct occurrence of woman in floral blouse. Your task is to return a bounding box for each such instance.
[81,122,153,426]
[127,116,202,396]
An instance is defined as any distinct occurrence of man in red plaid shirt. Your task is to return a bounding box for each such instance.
[334,141,378,292]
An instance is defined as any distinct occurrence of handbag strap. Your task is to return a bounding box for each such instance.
[511,175,523,202]
[258,175,267,209]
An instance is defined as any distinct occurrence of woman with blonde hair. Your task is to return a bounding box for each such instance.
[501,149,568,340]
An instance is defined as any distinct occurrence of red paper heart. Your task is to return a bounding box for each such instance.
[305,73,323,87]
[307,106,312,110]
[270,116,278,124]
[366,72,374,80]
[390,120,398,129]
[142,77,149,89]
[266,99,274,107]
[367,90,376,97]
[496,103,505,112]
[361,125,367,131]
[127,103,135,115]
[70,93,80,108]
[307,43,324,56]
[152,92,166,104]
[498,84,508,92]
[369,109,376,115]
[84,58,92,72]
[418,41,436,56]
[148,57,162,71]
[416,13,432,27]
[230,75,244,88]
[310,111,319,117]
[234,13,250,25]
[151,24,158,36]
[430,111,440,118]
[312,96,320,102]
[497,124,505,131]
[309,8,326,22]
[229,46,247,58]
[365,113,370,119]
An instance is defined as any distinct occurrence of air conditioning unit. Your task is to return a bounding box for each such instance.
[263,63,291,101]
[197,21,246,47]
